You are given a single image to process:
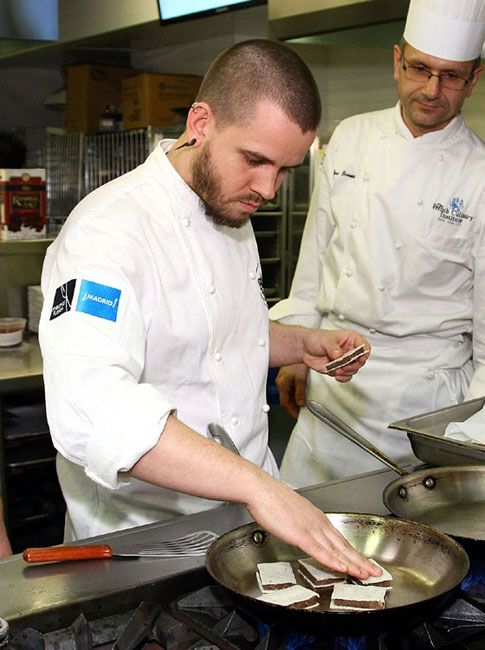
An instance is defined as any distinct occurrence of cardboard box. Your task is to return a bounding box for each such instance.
[65,64,135,133]
[0,169,46,241]
[122,72,202,130]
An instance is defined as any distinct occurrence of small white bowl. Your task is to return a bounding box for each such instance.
[0,318,27,347]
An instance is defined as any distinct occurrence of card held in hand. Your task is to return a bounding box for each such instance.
[324,344,367,373]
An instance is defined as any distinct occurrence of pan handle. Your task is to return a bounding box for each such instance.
[306,400,410,476]
[207,423,240,455]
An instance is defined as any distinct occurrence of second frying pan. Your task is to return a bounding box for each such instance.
[307,400,485,542]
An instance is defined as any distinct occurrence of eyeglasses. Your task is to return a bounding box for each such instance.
[401,58,471,90]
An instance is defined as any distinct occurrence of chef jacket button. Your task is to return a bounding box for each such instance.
[249,271,256,280]
[363,174,369,181]
[262,404,270,413]
[380,132,387,139]
[345,270,352,277]
[351,221,358,229]
[369,327,376,334]
[417,198,423,205]
[258,338,266,347]
[426,370,435,379]
[338,313,345,320]
[182,217,191,227]
[231,416,239,425]
[437,154,444,161]
[208,285,215,294]
[395,241,402,249]
[214,352,222,361]
[378,284,385,291]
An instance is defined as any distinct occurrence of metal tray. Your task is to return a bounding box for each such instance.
[389,396,485,466]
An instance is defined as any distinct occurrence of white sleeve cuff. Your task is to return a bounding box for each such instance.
[268,297,321,329]
[85,382,174,490]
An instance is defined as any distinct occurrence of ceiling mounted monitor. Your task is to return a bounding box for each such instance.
[157,0,267,25]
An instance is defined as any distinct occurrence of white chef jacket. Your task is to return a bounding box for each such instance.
[270,103,485,486]
[40,140,277,540]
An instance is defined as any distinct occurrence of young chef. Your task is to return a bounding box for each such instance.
[270,0,485,485]
[39,39,378,580]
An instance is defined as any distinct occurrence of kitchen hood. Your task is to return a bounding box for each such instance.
[269,0,409,47]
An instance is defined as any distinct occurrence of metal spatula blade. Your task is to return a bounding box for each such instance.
[23,530,219,563]
[136,530,219,557]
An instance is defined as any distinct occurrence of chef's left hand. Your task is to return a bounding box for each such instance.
[301,329,370,382]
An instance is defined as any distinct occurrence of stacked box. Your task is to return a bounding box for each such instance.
[121,72,202,130]
[0,169,46,240]
[65,63,135,133]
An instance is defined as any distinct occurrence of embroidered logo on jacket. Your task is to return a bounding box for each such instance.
[50,279,76,320]
[432,197,473,226]
[254,263,267,307]
[75,279,121,322]
[257,274,268,307]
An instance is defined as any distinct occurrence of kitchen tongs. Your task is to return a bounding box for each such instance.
[23,530,219,563]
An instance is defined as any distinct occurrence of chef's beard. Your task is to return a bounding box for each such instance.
[191,143,261,229]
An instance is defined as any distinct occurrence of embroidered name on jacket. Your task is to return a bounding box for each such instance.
[76,279,121,322]
[433,197,473,226]
[50,279,76,320]
[333,169,356,179]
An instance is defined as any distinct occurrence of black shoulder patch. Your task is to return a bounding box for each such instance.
[50,279,76,320]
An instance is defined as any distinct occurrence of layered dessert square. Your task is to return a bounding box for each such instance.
[256,561,296,592]
[297,557,347,589]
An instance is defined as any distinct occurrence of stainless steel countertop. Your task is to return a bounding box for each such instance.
[0,467,397,631]
[0,333,43,391]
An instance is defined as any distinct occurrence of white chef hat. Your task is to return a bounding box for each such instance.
[404,0,485,61]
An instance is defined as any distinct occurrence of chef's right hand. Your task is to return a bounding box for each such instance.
[245,472,381,580]
[275,363,308,418]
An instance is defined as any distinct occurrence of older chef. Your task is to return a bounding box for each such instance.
[39,39,376,579]
[270,0,485,485]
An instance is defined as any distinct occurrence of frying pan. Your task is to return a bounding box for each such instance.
[307,399,485,542]
[205,514,468,633]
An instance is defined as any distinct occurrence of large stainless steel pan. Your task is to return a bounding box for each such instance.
[389,397,485,467]
[205,514,468,633]
[307,400,485,542]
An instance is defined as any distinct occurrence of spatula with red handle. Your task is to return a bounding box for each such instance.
[22,530,218,562]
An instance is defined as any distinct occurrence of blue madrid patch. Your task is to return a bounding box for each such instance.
[75,279,121,322]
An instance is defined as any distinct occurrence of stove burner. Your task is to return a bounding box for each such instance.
[461,548,485,605]
[6,555,485,650]
[6,591,485,650]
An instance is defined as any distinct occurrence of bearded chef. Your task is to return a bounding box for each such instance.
[39,39,378,580]
[270,0,485,485]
